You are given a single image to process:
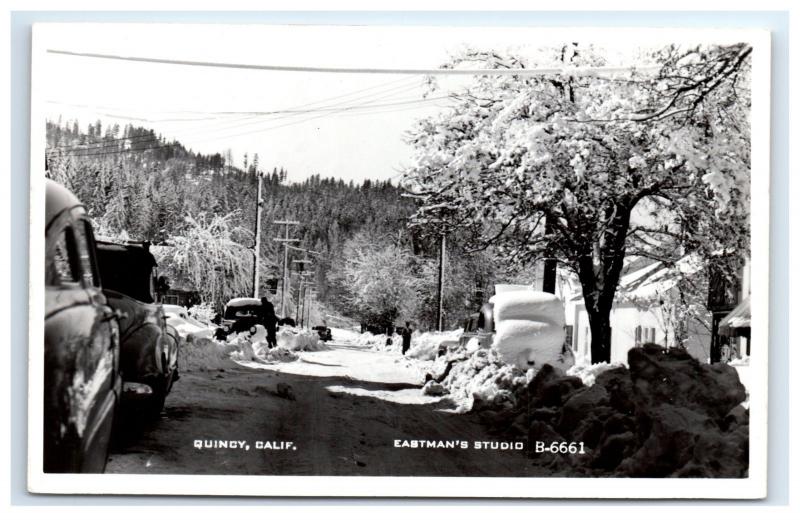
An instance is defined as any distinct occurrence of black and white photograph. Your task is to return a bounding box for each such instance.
[28,23,770,498]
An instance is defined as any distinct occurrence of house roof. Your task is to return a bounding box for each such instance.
[568,253,705,303]
[719,296,751,335]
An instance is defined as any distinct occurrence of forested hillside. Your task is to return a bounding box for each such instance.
[45,120,495,328]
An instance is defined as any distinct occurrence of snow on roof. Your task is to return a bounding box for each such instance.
[568,254,705,303]
[719,296,750,332]
[620,254,705,301]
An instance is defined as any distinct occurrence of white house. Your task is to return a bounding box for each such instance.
[567,255,712,364]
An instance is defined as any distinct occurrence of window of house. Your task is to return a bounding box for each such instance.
[584,326,590,354]
[564,325,574,350]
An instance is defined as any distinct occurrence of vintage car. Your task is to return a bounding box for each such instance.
[44,180,122,473]
[312,325,333,342]
[220,297,263,334]
[438,303,495,356]
[94,240,180,417]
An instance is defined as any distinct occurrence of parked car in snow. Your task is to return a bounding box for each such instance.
[439,288,571,370]
[220,297,263,335]
[312,325,332,342]
[94,240,180,417]
[162,304,213,338]
[44,180,122,472]
[437,303,495,356]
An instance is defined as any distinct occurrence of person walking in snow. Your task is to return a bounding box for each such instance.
[260,297,279,348]
[401,321,413,356]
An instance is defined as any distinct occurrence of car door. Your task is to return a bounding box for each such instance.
[72,216,121,471]
[43,214,119,473]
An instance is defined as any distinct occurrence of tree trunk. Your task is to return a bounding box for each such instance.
[587,307,612,363]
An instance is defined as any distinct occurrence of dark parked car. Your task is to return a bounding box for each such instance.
[220,297,263,335]
[44,180,122,473]
[312,325,332,342]
[94,241,179,417]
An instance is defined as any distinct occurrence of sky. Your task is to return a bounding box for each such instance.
[37,24,739,184]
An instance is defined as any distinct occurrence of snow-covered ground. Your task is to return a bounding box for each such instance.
[236,347,429,385]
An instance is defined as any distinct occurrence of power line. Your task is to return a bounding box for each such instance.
[47,94,446,156]
[47,77,426,151]
[45,75,420,119]
[48,49,661,76]
[190,95,453,143]
[51,94,454,158]
[143,80,427,141]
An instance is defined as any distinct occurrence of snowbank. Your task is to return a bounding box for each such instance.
[164,304,215,338]
[176,324,326,371]
[276,326,326,352]
[491,346,749,478]
[405,329,462,361]
[566,360,625,386]
[422,338,527,413]
[179,336,240,372]
[346,330,402,351]
[439,348,528,412]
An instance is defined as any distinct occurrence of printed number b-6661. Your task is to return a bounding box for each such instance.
[534,441,586,454]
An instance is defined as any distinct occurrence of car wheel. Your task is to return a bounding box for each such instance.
[144,378,167,420]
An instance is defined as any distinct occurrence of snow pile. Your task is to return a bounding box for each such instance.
[490,346,749,478]
[179,335,240,371]
[178,325,327,371]
[423,339,527,412]
[405,329,462,361]
[276,326,326,352]
[343,330,403,352]
[490,290,566,369]
[238,341,299,364]
[352,328,462,358]
[328,327,362,344]
[164,304,215,338]
[168,318,214,339]
[567,360,625,386]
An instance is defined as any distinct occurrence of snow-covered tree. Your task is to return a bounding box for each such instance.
[152,211,253,308]
[329,232,424,328]
[404,43,751,362]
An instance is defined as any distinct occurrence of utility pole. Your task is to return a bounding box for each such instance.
[252,171,264,298]
[292,259,314,324]
[436,233,446,331]
[300,284,308,328]
[273,220,300,317]
[306,289,316,327]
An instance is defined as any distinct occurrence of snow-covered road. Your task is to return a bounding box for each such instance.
[106,328,538,476]
[235,329,440,404]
